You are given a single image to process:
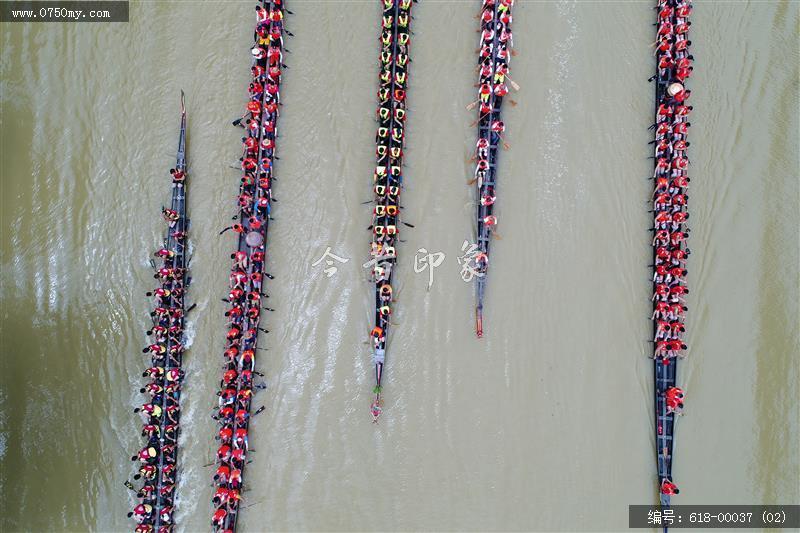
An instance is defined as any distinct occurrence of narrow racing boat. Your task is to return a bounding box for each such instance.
[129,92,189,533]
[471,0,514,338]
[367,0,414,422]
[650,0,693,527]
[210,1,287,531]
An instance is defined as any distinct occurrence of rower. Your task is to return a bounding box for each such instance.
[211,507,227,528]
[169,168,185,184]
[480,187,496,206]
[660,478,680,495]
[128,503,153,523]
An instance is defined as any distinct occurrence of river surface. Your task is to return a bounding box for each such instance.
[1,1,798,531]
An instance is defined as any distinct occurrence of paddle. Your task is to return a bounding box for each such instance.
[504,75,521,91]
[240,500,265,510]
[495,133,511,151]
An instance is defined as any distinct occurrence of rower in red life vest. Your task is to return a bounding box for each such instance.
[226,325,242,341]
[654,176,670,195]
[670,302,687,319]
[217,444,232,463]
[666,386,684,401]
[151,286,171,300]
[671,211,689,227]
[169,168,185,183]
[229,468,243,489]
[653,264,669,283]
[660,478,680,495]
[142,366,164,380]
[235,408,249,426]
[144,342,166,356]
[240,349,255,368]
[217,405,234,422]
[667,264,687,282]
[163,208,179,225]
[654,211,671,228]
[480,187,496,206]
[666,392,685,413]
[371,326,385,347]
[212,507,227,528]
[249,81,263,98]
[494,83,509,97]
[653,192,671,209]
[219,387,237,406]
[231,447,247,466]
[655,247,671,264]
[219,425,233,444]
[491,120,505,134]
[139,382,162,399]
[657,103,673,118]
[652,301,670,320]
[669,320,685,336]
[159,506,173,525]
[673,87,691,103]
[672,157,688,171]
[214,464,230,484]
[243,136,257,154]
[669,231,687,248]
[675,66,693,82]
[222,369,237,387]
[141,423,159,438]
[675,21,691,35]
[656,35,673,55]
[669,339,687,354]
[672,140,689,154]
[132,445,158,464]
[128,503,153,523]
[234,428,248,450]
[654,320,670,340]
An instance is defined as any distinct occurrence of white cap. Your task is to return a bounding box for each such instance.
[667,82,684,96]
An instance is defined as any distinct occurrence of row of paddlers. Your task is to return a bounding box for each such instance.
[210,0,287,531]
[472,0,514,338]
[651,0,693,518]
[128,95,189,532]
[367,0,415,423]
